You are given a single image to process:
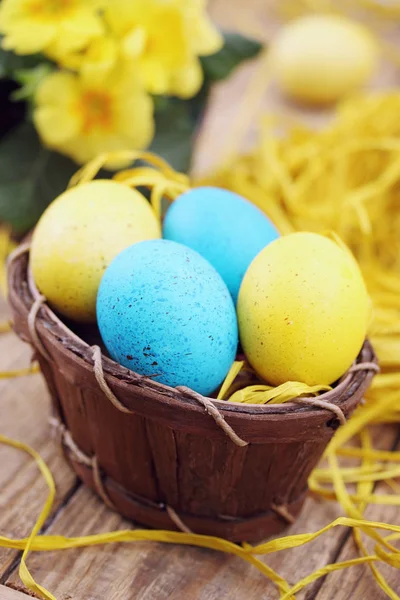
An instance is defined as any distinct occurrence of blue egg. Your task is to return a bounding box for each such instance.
[97,239,238,396]
[163,186,280,303]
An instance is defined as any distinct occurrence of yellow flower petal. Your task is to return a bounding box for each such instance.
[169,58,204,99]
[35,72,79,106]
[115,94,155,148]
[34,67,154,167]
[79,36,119,85]
[34,106,82,146]
[49,9,104,56]
[0,0,104,57]
[122,26,147,58]
[139,58,171,95]
[189,14,223,55]
[104,0,217,98]
[0,20,56,54]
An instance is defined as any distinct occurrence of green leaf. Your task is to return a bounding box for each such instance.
[0,123,78,233]
[0,40,44,79]
[12,63,54,101]
[201,31,263,81]
[149,100,195,173]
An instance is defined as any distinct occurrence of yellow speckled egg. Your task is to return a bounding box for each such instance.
[270,15,378,105]
[237,232,370,386]
[31,179,161,322]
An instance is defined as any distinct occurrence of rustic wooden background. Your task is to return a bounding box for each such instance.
[0,1,399,599]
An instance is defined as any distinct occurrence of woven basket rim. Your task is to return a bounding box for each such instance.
[8,248,377,418]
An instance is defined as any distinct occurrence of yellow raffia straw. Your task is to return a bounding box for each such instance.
[203,91,400,429]
[67,151,190,221]
[218,356,331,404]
[0,321,11,333]
[0,226,16,296]
[327,451,400,599]
[0,363,40,379]
[228,381,331,404]
[2,146,400,597]
[4,431,400,599]
[0,433,293,600]
[69,151,188,187]
[217,360,245,399]
[0,434,57,600]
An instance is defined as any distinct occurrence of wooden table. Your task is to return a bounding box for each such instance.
[0,2,399,599]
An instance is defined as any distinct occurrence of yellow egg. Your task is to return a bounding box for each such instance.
[31,179,161,322]
[270,15,378,105]
[237,232,370,386]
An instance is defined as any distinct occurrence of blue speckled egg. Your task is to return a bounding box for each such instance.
[163,186,280,303]
[97,239,238,396]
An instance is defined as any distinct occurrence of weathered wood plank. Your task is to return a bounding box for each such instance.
[315,451,400,600]
[0,585,31,600]
[0,297,77,578]
[4,462,396,600]
[1,3,399,600]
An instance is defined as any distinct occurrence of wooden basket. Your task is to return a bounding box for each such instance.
[8,247,378,542]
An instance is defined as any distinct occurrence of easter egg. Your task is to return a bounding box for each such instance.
[237,232,370,386]
[97,239,238,396]
[163,186,279,303]
[270,15,378,105]
[31,179,161,322]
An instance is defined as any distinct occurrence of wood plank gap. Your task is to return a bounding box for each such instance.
[0,480,81,586]
[314,429,400,600]
[304,527,353,600]
[0,556,22,588]
[40,479,81,534]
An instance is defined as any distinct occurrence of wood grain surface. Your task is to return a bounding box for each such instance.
[0,585,36,600]
[0,0,399,598]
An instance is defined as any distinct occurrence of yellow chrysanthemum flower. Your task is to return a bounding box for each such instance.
[0,0,105,57]
[33,67,154,167]
[103,0,223,98]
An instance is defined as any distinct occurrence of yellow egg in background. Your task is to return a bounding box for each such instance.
[270,15,378,105]
[237,232,370,386]
[31,179,161,322]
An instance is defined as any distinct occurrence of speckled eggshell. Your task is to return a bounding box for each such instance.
[163,186,279,303]
[30,180,161,322]
[237,232,370,386]
[97,239,238,396]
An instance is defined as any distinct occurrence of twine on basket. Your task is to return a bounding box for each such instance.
[49,417,117,511]
[90,344,250,446]
[27,295,52,363]
[176,386,249,447]
[293,397,347,426]
[91,345,133,414]
[13,247,379,450]
[6,241,31,267]
[290,360,379,426]
[48,415,296,532]
[23,276,378,441]
[165,505,193,534]
[349,362,380,375]
[92,455,118,512]
[270,503,296,525]
[48,416,194,533]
